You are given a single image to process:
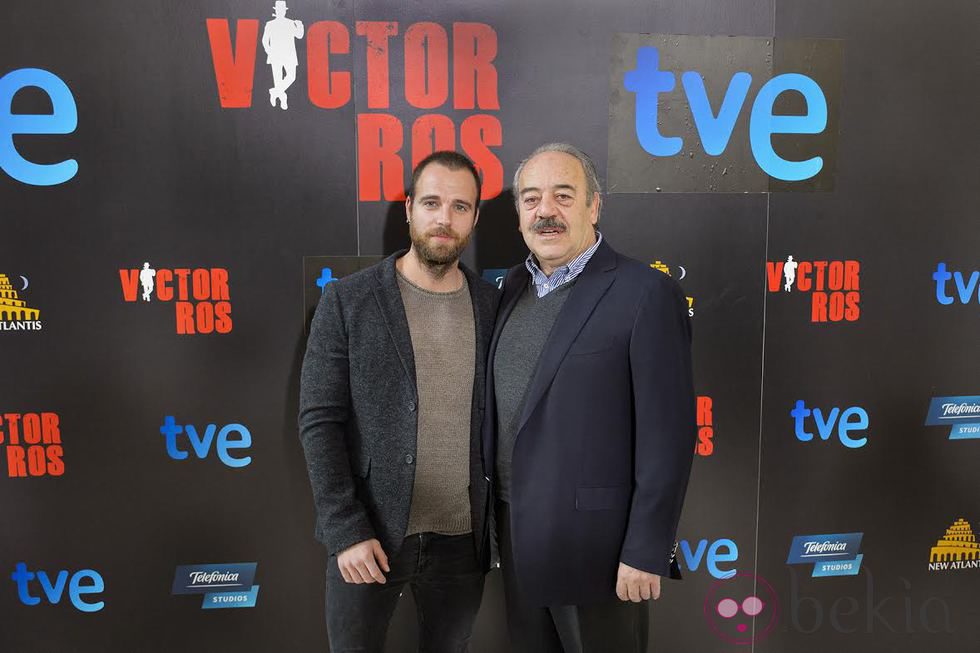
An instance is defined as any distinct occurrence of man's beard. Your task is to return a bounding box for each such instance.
[410,223,470,271]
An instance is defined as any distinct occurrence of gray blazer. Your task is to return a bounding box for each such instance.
[299,251,499,564]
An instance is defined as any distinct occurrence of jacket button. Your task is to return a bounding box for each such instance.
[408,401,416,412]
[405,454,414,464]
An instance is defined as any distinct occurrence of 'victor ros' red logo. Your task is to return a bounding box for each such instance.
[119,263,233,335]
[767,256,861,323]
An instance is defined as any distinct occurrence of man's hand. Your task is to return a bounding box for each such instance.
[337,538,390,584]
[616,562,661,602]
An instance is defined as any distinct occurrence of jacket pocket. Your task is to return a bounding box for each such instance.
[353,456,372,504]
[575,485,631,511]
[567,343,616,357]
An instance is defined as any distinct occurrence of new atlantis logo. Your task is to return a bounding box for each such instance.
[928,518,980,572]
[767,255,861,323]
[0,274,42,332]
[172,563,259,609]
[787,532,864,577]
[119,262,233,334]
[1,412,64,478]
[205,5,504,203]
[650,260,694,316]
[925,396,980,440]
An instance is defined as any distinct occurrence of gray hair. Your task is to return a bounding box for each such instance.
[512,143,603,219]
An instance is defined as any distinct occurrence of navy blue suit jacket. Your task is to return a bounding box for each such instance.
[484,239,696,606]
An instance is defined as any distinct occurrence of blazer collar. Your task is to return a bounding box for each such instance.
[372,251,416,387]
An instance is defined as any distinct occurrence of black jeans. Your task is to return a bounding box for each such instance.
[497,500,649,653]
[325,532,485,653]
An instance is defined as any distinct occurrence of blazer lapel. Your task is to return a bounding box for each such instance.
[371,252,417,389]
[487,266,529,367]
[459,263,493,408]
[461,263,492,397]
[516,241,617,435]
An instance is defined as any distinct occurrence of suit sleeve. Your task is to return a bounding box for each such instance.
[298,283,377,555]
[619,276,696,578]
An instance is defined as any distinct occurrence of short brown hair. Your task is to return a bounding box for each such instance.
[409,151,482,206]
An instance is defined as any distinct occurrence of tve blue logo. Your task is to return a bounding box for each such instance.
[0,68,78,186]
[792,400,868,448]
[933,263,979,305]
[677,538,738,579]
[160,416,252,468]
[624,47,827,182]
[316,267,339,293]
[11,562,104,612]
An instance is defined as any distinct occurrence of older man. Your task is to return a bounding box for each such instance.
[485,143,696,652]
[300,151,498,652]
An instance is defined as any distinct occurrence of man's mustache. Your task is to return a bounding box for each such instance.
[426,227,459,239]
[532,217,567,233]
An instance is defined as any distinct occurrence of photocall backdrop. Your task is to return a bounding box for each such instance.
[2,0,978,651]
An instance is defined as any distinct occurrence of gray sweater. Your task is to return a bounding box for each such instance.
[493,280,576,502]
[397,272,475,536]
